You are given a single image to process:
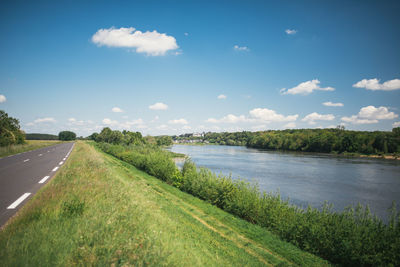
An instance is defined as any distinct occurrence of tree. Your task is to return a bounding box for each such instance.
[0,110,25,146]
[58,131,76,141]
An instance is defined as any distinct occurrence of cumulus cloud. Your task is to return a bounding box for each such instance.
[285,29,297,35]
[393,122,400,128]
[302,112,335,125]
[280,79,334,95]
[233,45,249,51]
[34,117,56,123]
[249,108,298,122]
[182,125,191,130]
[149,102,168,110]
[0,94,6,103]
[102,118,119,126]
[217,94,227,99]
[341,106,398,124]
[284,122,296,128]
[112,107,123,113]
[323,101,343,107]
[92,27,179,56]
[206,108,298,125]
[206,114,247,124]
[353,78,400,91]
[168,118,188,125]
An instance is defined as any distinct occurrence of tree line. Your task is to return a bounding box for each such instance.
[175,128,400,155]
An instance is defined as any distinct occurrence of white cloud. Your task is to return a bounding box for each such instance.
[206,114,247,124]
[393,122,400,128]
[302,112,335,125]
[34,117,56,123]
[184,32,189,36]
[102,118,119,126]
[249,108,298,122]
[157,124,168,130]
[206,108,297,125]
[217,94,227,99]
[182,125,191,130]
[353,78,400,91]
[0,94,6,103]
[92,27,179,56]
[233,45,249,51]
[284,122,296,128]
[323,101,343,107]
[68,118,76,122]
[341,106,398,124]
[285,29,297,35]
[280,79,334,95]
[112,107,123,113]
[149,102,168,110]
[168,118,188,125]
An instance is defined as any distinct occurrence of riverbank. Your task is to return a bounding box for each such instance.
[0,141,328,266]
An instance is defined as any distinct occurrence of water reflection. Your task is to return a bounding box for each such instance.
[170,145,400,221]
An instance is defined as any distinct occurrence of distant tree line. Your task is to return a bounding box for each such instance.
[0,110,25,146]
[26,133,58,140]
[58,131,77,141]
[174,128,400,155]
[89,127,173,146]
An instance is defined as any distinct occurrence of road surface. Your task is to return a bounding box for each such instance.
[0,142,74,227]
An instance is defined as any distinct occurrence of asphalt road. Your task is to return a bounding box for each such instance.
[0,142,74,227]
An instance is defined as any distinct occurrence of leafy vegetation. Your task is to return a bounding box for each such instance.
[26,133,58,140]
[98,141,400,266]
[0,110,25,146]
[0,141,327,266]
[58,131,77,141]
[174,128,400,156]
[0,140,63,158]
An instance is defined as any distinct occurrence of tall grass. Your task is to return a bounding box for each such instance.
[98,142,400,266]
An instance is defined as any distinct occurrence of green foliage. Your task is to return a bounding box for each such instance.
[175,129,400,155]
[25,133,58,140]
[93,128,145,145]
[0,110,25,146]
[99,142,400,266]
[156,135,173,146]
[58,131,76,141]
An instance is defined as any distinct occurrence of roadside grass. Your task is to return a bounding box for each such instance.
[0,140,63,158]
[0,141,329,266]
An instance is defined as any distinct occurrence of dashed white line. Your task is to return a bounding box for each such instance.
[47,151,50,153]
[59,161,64,165]
[52,167,59,172]
[7,193,31,209]
[38,176,50,184]
[38,154,43,156]
[63,158,66,161]
[23,159,30,162]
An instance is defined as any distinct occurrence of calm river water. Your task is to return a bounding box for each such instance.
[170,145,400,221]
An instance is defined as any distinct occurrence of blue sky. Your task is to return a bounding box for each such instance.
[1,0,400,136]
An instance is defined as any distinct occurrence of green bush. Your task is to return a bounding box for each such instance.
[98,142,400,266]
[58,131,76,141]
[0,110,25,146]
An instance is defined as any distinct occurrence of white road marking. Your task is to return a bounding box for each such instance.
[47,151,50,153]
[7,193,31,209]
[38,176,50,184]
[23,159,29,162]
[59,161,63,165]
[52,167,59,172]
[38,154,43,156]
[63,158,66,161]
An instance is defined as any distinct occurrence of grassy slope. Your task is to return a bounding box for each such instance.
[0,141,329,266]
[0,140,63,158]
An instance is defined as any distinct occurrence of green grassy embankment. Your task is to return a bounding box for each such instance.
[0,140,63,158]
[0,141,328,266]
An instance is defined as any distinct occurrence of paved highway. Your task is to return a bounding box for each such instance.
[0,142,74,227]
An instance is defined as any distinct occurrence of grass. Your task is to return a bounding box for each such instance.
[0,140,63,158]
[0,141,329,266]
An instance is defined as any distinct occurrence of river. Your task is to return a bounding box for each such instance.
[169,144,400,221]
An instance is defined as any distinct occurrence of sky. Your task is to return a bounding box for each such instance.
[1,0,400,136]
